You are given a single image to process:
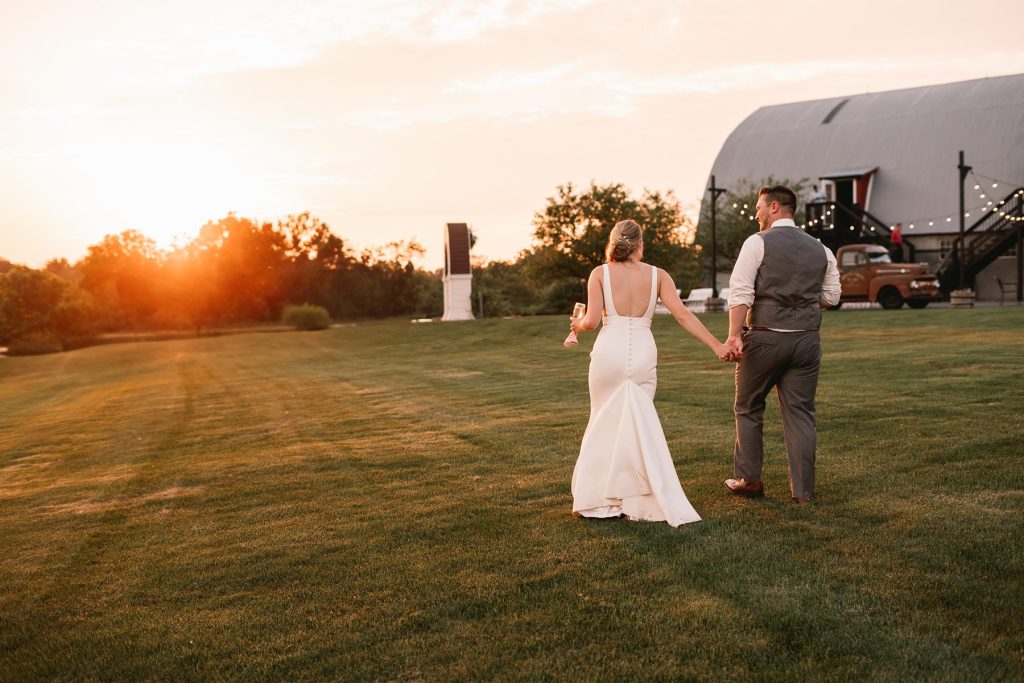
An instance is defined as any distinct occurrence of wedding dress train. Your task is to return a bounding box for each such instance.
[571,264,701,527]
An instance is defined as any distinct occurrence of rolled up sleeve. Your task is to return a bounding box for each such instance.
[728,234,762,309]
[820,246,842,306]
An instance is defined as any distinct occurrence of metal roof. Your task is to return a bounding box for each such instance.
[705,74,1024,235]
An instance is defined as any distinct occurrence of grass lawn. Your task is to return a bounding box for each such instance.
[1,308,1022,681]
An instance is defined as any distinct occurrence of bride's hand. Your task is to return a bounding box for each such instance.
[715,342,736,362]
[570,317,584,334]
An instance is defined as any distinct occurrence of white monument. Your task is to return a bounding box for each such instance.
[442,222,474,321]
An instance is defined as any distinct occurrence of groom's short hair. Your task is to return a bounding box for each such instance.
[759,184,797,214]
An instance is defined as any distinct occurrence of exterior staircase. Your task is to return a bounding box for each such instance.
[805,201,893,253]
[936,187,1024,293]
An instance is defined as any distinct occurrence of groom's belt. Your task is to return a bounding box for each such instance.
[743,325,816,332]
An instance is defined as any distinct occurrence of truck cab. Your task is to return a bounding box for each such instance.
[835,244,939,309]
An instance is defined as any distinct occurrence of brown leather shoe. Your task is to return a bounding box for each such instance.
[725,478,764,498]
[793,497,812,505]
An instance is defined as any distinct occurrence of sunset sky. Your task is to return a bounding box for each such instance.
[2,0,1023,270]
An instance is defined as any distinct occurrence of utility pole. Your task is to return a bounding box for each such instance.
[707,175,727,299]
[957,150,971,291]
[951,150,976,307]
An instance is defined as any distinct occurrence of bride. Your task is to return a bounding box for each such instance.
[569,220,733,527]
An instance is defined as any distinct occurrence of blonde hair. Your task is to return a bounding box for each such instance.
[605,220,643,262]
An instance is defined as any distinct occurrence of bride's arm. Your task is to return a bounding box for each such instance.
[657,269,733,359]
[571,268,604,333]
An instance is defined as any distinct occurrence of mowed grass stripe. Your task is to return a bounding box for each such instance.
[1,308,1022,681]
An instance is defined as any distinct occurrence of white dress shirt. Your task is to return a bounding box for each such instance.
[727,218,842,332]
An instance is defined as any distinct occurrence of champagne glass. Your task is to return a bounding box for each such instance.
[563,302,586,347]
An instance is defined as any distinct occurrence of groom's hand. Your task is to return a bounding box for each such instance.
[726,334,744,360]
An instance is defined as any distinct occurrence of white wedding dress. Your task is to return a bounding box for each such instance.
[571,264,702,527]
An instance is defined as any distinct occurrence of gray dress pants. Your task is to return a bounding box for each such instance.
[733,329,821,500]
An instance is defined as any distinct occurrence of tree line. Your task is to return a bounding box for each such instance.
[1,179,796,354]
[469,178,804,317]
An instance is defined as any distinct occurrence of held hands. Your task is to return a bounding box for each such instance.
[715,343,737,362]
[727,334,744,357]
[717,334,744,362]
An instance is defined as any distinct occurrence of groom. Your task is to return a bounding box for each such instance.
[723,185,841,504]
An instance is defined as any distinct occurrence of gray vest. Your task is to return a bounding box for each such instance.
[748,225,827,330]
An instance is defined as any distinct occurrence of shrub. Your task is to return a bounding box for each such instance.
[7,330,63,355]
[281,304,332,330]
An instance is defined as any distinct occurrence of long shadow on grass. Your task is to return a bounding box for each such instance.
[573,492,1018,679]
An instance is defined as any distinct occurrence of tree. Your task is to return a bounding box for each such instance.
[471,259,542,317]
[187,214,289,323]
[525,181,700,298]
[346,240,432,318]
[45,258,80,284]
[161,246,220,333]
[53,288,100,346]
[0,266,67,344]
[77,230,163,330]
[277,212,349,266]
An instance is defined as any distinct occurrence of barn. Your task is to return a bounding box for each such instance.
[704,74,1024,302]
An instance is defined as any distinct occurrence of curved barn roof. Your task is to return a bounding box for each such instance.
[706,74,1024,234]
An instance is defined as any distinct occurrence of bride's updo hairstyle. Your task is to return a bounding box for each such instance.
[606,220,644,262]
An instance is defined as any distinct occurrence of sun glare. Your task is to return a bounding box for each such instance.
[57,129,295,250]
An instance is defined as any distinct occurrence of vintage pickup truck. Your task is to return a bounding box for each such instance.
[834,244,940,309]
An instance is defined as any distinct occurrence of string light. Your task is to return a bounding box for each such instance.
[896,174,1024,230]
[971,169,1021,189]
[724,174,1024,231]
[903,200,998,230]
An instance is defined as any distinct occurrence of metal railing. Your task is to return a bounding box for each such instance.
[936,187,1024,292]
[805,201,893,251]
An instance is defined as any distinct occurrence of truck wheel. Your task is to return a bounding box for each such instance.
[907,299,929,309]
[877,287,904,309]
